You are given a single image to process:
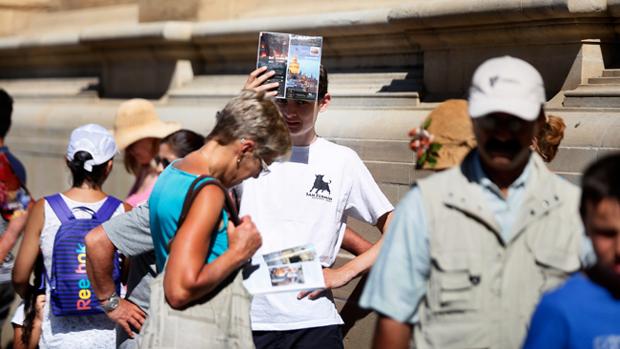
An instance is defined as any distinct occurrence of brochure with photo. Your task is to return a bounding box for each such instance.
[256,32,323,101]
[243,244,325,294]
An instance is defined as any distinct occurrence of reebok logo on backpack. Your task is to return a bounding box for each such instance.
[45,194,122,316]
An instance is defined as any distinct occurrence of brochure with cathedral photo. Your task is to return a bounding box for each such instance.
[242,244,326,294]
[257,32,323,101]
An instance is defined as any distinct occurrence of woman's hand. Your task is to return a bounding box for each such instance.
[227,215,262,265]
[243,67,279,97]
[34,294,46,321]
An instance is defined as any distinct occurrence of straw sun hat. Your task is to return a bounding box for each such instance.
[410,99,477,170]
[112,99,181,150]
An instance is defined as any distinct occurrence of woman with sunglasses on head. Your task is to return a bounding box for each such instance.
[112,99,180,207]
[141,90,290,347]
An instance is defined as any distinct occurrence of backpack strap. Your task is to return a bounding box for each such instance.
[179,176,240,227]
[95,196,122,222]
[45,194,75,224]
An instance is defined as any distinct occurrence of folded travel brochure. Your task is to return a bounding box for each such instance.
[243,244,325,294]
[256,32,323,101]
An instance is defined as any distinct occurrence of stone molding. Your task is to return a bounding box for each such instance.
[0,1,618,99]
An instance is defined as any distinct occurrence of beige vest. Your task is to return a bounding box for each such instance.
[414,152,583,349]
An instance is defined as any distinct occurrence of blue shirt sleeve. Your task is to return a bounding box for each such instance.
[358,187,430,324]
[522,295,570,349]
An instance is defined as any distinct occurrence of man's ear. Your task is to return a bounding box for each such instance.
[536,110,546,128]
[105,160,114,176]
[318,93,331,113]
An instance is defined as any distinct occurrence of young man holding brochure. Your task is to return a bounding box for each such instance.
[243,64,393,349]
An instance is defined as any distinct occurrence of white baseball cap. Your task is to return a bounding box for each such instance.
[468,56,546,121]
[67,124,118,172]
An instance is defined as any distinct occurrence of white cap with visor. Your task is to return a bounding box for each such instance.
[468,56,546,122]
[67,124,118,172]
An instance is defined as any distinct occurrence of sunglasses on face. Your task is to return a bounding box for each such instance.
[255,154,271,176]
[477,116,527,133]
[154,156,171,168]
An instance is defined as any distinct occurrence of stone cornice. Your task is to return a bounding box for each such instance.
[0,2,618,72]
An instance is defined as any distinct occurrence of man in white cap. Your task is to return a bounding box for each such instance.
[360,56,593,349]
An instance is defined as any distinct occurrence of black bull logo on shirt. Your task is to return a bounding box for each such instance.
[310,175,331,194]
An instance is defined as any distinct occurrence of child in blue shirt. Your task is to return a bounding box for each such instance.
[524,153,620,349]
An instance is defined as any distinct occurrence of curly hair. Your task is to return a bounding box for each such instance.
[534,114,565,162]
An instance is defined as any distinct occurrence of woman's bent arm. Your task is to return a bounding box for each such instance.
[12,199,45,298]
[163,186,261,309]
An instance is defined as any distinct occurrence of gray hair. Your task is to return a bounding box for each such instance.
[207,90,291,160]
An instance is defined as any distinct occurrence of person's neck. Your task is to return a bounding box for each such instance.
[291,131,317,147]
[0,138,6,147]
[64,184,106,202]
[480,157,529,197]
[190,141,235,179]
[586,264,620,299]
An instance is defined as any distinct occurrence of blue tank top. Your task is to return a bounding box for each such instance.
[149,163,229,272]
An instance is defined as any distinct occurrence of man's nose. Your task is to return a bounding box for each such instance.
[493,127,513,141]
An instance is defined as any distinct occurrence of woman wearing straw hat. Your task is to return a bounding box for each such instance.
[112,99,180,207]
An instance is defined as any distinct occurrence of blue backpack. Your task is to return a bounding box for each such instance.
[44,194,122,316]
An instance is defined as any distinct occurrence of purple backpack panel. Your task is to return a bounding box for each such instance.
[45,194,122,317]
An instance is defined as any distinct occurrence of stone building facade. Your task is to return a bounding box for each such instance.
[0,1,619,348]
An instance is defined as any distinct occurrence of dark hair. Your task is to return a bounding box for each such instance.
[0,89,13,139]
[580,152,620,218]
[67,151,110,188]
[535,114,565,162]
[20,255,45,347]
[318,65,328,100]
[161,129,204,158]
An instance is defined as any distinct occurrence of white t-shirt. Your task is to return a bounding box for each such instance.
[239,137,393,331]
[39,194,124,349]
[11,301,24,326]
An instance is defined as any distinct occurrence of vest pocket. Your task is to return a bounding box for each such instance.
[531,245,579,292]
[428,253,479,313]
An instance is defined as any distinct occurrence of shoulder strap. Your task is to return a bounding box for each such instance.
[178,176,240,227]
[45,194,75,224]
[95,196,122,221]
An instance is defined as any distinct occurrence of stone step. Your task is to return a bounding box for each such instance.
[588,77,620,85]
[0,78,99,98]
[169,72,422,107]
[602,69,620,77]
[563,85,620,108]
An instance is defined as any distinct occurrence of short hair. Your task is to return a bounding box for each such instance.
[318,65,328,100]
[207,90,291,160]
[579,152,620,218]
[0,89,13,139]
[161,129,204,158]
[534,114,565,162]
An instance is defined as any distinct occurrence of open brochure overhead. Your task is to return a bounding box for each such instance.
[256,32,323,101]
[242,244,325,295]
